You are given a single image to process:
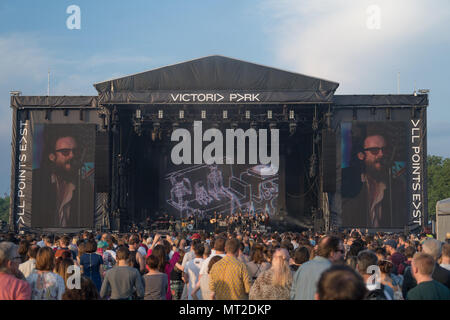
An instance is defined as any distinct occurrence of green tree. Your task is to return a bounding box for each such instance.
[0,195,10,223]
[427,155,450,219]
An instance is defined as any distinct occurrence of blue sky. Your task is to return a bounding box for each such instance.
[0,0,449,194]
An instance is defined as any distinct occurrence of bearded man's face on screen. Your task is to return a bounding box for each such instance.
[48,136,79,181]
[357,134,389,182]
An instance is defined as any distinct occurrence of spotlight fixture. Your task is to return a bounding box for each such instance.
[231,122,238,130]
[289,110,295,120]
[152,122,161,141]
[267,110,272,119]
[250,121,257,129]
[133,119,142,136]
[269,122,277,130]
[289,122,297,136]
[158,110,164,119]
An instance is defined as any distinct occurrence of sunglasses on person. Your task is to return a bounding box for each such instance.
[55,148,77,156]
[363,147,386,156]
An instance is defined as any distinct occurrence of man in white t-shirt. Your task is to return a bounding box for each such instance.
[184,243,204,300]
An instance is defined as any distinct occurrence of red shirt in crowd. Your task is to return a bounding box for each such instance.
[0,272,32,300]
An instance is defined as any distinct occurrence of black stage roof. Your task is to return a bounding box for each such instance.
[10,56,427,108]
[93,55,340,104]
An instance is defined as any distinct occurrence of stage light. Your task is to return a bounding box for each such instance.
[158,110,164,119]
[223,110,228,119]
[269,122,277,129]
[231,122,238,130]
[289,122,296,136]
[289,110,295,120]
[250,121,257,129]
[212,122,219,129]
[245,110,251,119]
[267,110,272,119]
[172,122,179,129]
[201,110,206,119]
[179,110,184,119]
[136,108,142,119]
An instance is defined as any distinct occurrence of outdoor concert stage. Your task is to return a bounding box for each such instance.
[9,56,428,233]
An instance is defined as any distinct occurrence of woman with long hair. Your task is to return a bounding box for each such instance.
[147,242,181,300]
[246,243,271,283]
[54,258,74,289]
[249,248,293,300]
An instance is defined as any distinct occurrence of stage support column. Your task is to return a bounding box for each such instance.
[110,106,122,231]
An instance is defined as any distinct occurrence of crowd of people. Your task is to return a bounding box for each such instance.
[0,227,449,300]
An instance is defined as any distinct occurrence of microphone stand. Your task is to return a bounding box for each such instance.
[77,148,87,227]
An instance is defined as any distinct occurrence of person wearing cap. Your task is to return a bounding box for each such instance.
[384,239,405,275]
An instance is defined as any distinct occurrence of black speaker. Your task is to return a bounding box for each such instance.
[322,129,336,192]
[95,131,110,192]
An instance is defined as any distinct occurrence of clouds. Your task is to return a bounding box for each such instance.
[262,0,450,93]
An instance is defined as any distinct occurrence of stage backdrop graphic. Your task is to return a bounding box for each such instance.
[340,121,408,228]
[160,162,279,219]
[31,124,96,228]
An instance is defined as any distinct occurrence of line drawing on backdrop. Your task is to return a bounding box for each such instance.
[165,161,278,219]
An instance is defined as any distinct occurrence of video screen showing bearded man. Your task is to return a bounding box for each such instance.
[341,122,407,229]
[32,124,95,228]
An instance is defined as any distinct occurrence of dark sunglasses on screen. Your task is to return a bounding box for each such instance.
[363,147,386,155]
[55,148,78,156]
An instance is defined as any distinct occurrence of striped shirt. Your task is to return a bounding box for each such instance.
[209,255,250,300]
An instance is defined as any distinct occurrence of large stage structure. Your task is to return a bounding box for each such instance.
[8,56,429,233]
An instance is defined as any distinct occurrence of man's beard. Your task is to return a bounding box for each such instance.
[52,162,79,183]
[364,159,389,182]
